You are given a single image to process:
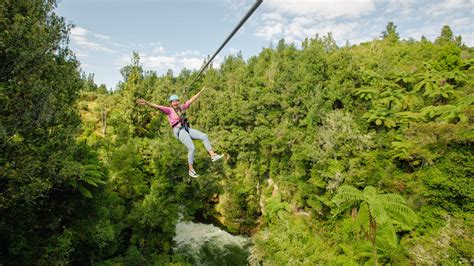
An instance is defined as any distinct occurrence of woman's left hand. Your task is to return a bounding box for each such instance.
[136,98,147,105]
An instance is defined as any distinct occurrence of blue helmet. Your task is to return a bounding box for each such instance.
[169,94,179,102]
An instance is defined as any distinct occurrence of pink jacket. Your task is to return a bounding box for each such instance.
[155,100,192,127]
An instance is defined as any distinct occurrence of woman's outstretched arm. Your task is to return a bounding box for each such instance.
[187,87,206,105]
[136,98,168,113]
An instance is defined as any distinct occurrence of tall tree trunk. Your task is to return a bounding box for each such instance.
[101,104,107,136]
[351,207,357,220]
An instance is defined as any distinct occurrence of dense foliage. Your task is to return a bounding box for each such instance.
[1,1,473,264]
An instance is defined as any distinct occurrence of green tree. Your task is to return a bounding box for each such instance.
[120,51,143,83]
[0,0,108,263]
[381,21,399,42]
[435,25,462,46]
[0,0,83,207]
[333,185,418,265]
[82,72,98,91]
[97,84,108,94]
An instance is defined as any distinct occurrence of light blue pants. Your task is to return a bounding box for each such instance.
[173,127,212,164]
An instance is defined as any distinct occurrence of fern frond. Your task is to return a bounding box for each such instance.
[367,199,389,225]
[355,203,370,232]
[333,185,363,203]
[78,184,92,198]
[363,186,377,198]
[333,192,362,204]
[376,224,397,250]
[355,242,374,260]
[84,164,101,171]
[455,94,474,106]
[383,201,418,226]
[380,194,406,204]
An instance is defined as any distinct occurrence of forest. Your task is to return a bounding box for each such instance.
[1,0,473,265]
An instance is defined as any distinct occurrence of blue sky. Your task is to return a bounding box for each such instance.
[56,0,473,90]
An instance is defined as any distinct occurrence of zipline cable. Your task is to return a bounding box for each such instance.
[184,0,263,94]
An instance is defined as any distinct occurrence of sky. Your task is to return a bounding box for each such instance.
[55,0,474,90]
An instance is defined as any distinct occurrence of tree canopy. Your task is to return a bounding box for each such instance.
[1,1,473,264]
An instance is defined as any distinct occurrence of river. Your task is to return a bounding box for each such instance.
[173,220,251,265]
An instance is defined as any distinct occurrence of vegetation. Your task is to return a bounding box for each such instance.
[1,0,473,264]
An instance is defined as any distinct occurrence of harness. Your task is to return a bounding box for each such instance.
[171,106,190,138]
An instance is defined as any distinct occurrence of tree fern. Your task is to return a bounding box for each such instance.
[389,139,413,161]
[455,93,474,106]
[423,82,457,100]
[354,87,378,101]
[375,225,410,265]
[78,164,106,198]
[421,104,469,123]
[377,87,404,110]
[389,71,416,88]
[414,71,441,94]
[333,185,418,265]
[363,107,397,128]
[394,111,423,124]
[401,92,424,111]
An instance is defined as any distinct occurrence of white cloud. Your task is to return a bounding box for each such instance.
[257,0,378,44]
[70,26,88,36]
[80,63,95,69]
[261,12,287,23]
[255,0,473,46]
[314,21,360,42]
[427,0,473,16]
[74,50,90,58]
[229,47,240,54]
[94,33,111,39]
[225,0,251,10]
[404,27,439,41]
[176,50,202,57]
[131,42,145,48]
[128,53,220,75]
[257,12,361,45]
[265,0,376,19]
[179,57,204,70]
[256,21,284,40]
[71,35,114,53]
[451,17,472,28]
[256,13,286,40]
[463,34,473,47]
[384,0,414,13]
[117,54,132,68]
[142,55,176,69]
[70,26,114,53]
[292,16,317,26]
[116,48,209,74]
[112,42,131,49]
[152,44,165,54]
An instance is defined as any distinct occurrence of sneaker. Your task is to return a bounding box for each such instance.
[211,154,224,162]
[189,169,199,178]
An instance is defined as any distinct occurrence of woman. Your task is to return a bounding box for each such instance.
[136,87,223,178]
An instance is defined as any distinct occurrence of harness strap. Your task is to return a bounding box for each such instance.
[171,121,180,128]
[175,124,190,139]
[172,105,190,138]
